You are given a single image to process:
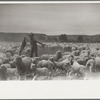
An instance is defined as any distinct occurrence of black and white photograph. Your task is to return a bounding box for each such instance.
[0,2,100,81]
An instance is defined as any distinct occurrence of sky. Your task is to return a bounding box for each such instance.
[0,3,100,35]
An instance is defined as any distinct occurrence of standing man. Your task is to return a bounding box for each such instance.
[29,33,46,57]
[19,33,46,57]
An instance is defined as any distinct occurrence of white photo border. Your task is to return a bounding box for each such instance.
[0,1,99,99]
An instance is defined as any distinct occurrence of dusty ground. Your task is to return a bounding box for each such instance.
[33,71,100,80]
[7,70,100,81]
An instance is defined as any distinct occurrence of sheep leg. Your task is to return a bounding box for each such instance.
[32,74,39,80]
[50,70,56,77]
[47,71,52,80]
[68,70,75,80]
[84,73,88,80]
[89,66,93,73]
[19,75,26,80]
[79,68,87,80]
[95,66,99,72]
[43,75,50,80]
[79,70,87,80]
[66,70,70,77]
[66,67,72,77]
[15,73,20,80]
[66,72,69,77]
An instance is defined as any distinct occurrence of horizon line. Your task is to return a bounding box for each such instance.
[0,32,99,36]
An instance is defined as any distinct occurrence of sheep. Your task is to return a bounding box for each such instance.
[5,49,15,56]
[63,46,71,52]
[90,48,98,56]
[68,59,88,79]
[86,58,95,72]
[6,68,19,80]
[0,59,3,66]
[36,59,55,71]
[32,67,51,80]
[9,61,16,68]
[91,56,100,72]
[49,57,71,76]
[72,50,80,56]
[31,57,40,64]
[3,58,9,64]
[1,42,100,80]
[0,63,19,80]
[40,54,49,60]
[14,56,32,76]
[5,52,14,62]
[1,64,11,68]
[58,54,71,62]
[40,50,62,61]
[71,46,77,51]
[0,52,6,63]
[77,57,89,66]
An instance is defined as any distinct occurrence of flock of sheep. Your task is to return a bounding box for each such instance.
[0,42,100,80]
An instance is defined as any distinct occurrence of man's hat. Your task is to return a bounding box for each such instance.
[29,33,34,37]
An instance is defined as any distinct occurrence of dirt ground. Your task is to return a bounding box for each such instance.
[33,71,100,80]
[7,70,100,81]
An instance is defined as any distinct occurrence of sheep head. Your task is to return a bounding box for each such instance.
[63,61,71,71]
[6,52,11,58]
[67,54,74,65]
[15,56,22,64]
[56,50,62,59]
[49,57,54,62]
[32,57,40,64]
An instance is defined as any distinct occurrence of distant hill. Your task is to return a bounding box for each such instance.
[0,32,100,43]
[0,32,48,42]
